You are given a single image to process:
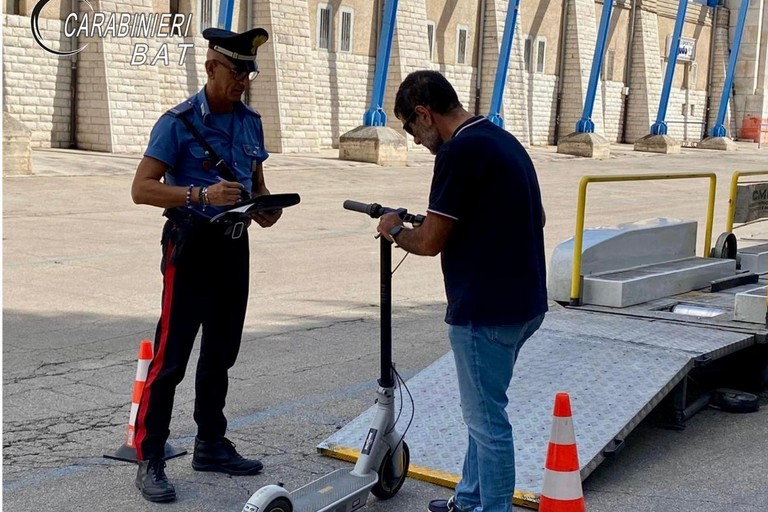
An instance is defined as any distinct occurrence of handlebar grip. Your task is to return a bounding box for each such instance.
[344,200,424,223]
[343,200,375,216]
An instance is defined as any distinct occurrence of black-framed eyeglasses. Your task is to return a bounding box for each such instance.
[402,109,418,136]
[214,60,260,81]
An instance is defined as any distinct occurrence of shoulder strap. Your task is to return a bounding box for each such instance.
[176,111,247,200]
[166,100,194,117]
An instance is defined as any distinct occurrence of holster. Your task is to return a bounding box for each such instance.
[161,212,196,268]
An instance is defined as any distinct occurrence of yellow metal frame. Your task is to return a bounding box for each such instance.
[725,170,768,232]
[569,173,717,306]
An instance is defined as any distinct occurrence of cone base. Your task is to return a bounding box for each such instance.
[103,442,188,463]
[539,495,585,512]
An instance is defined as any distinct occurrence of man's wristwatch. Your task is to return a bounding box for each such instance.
[389,224,405,241]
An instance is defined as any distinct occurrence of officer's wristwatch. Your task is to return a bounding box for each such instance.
[389,224,405,241]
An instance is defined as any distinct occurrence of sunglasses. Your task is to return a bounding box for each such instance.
[401,109,418,136]
[214,60,260,81]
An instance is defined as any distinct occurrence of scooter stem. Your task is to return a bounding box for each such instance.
[379,236,394,388]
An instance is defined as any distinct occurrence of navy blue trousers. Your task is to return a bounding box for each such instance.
[135,219,249,461]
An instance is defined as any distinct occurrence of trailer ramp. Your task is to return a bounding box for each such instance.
[318,306,754,509]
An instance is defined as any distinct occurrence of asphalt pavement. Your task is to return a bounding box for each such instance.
[3,143,768,512]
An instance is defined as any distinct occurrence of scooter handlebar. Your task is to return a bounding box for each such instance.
[342,200,377,216]
[343,200,425,225]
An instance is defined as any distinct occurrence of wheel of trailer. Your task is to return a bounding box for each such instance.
[710,232,737,259]
[371,441,410,500]
[262,497,292,512]
[710,388,759,413]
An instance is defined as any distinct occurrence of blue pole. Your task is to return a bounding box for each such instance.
[710,0,749,137]
[364,0,400,126]
[487,0,520,129]
[575,0,614,133]
[217,0,234,31]
[650,0,688,135]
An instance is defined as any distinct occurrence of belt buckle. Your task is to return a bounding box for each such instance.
[231,221,245,239]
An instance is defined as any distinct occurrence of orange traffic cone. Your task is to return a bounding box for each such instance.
[539,392,585,512]
[104,339,186,462]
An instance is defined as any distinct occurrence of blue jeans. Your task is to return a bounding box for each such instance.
[449,314,545,512]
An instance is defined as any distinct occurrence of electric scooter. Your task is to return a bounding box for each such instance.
[241,200,425,512]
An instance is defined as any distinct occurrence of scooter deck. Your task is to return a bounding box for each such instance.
[291,468,377,512]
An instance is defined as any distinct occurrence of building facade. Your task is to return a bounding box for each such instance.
[3,0,768,155]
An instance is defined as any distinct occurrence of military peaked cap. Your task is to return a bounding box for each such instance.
[203,27,269,72]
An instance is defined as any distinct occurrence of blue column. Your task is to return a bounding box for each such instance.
[575,0,614,133]
[217,0,235,31]
[649,0,688,135]
[364,0,400,126]
[487,0,520,129]
[710,0,750,137]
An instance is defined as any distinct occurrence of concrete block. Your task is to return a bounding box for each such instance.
[698,136,738,151]
[583,257,736,308]
[737,243,768,274]
[633,133,682,154]
[548,218,698,303]
[557,131,611,158]
[338,126,408,167]
[734,286,767,324]
[2,112,33,176]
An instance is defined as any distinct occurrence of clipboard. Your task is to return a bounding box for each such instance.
[209,193,301,223]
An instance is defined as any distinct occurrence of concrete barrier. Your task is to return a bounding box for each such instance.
[549,218,698,303]
[3,112,32,175]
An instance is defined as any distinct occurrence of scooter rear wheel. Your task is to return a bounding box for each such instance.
[371,441,410,500]
[263,497,292,512]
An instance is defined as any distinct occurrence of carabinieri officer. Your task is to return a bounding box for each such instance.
[130,26,280,503]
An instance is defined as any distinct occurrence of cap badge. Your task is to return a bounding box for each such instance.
[251,34,267,55]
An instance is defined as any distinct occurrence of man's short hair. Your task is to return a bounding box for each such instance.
[394,70,463,120]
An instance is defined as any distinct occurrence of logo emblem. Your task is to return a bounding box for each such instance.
[31,0,92,56]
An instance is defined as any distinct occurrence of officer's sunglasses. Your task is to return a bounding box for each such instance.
[214,60,259,81]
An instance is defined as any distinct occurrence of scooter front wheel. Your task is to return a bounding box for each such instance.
[262,497,292,512]
[371,441,410,500]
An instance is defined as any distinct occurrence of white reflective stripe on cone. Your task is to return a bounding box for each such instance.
[541,469,584,501]
[136,359,151,380]
[549,417,577,445]
[129,403,140,426]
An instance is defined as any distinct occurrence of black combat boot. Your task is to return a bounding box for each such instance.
[191,437,264,475]
[135,459,176,503]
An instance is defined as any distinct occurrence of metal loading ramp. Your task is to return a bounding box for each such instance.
[317,306,755,509]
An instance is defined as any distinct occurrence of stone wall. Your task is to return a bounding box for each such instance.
[313,52,375,148]
[729,0,767,139]
[667,87,708,143]
[3,14,72,149]
[3,0,765,154]
[708,6,734,137]
[602,80,627,142]
[625,9,664,142]
[255,0,319,153]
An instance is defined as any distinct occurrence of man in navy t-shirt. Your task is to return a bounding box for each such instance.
[377,70,547,512]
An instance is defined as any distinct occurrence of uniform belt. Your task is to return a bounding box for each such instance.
[163,208,250,239]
